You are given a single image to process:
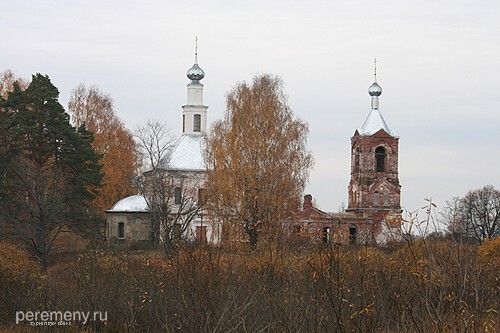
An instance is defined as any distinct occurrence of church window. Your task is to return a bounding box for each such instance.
[183,115,185,132]
[196,226,207,244]
[193,114,201,132]
[354,147,360,170]
[384,193,389,206]
[349,226,357,244]
[322,227,331,244]
[118,222,125,239]
[375,146,386,172]
[174,187,182,204]
[373,192,380,206]
[198,188,206,206]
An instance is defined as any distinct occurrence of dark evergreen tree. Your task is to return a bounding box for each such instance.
[0,74,102,270]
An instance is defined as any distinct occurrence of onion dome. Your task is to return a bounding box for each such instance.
[358,59,394,136]
[187,61,205,82]
[187,37,204,82]
[369,58,382,96]
[368,82,382,96]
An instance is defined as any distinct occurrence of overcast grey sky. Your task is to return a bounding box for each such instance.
[2,0,499,222]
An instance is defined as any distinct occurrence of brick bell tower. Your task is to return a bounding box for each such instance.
[347,62,401,223]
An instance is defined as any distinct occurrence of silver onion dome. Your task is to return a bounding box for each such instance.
[368,82,382,96]
[187,62,205,82]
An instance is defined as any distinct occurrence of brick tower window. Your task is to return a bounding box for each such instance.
[349,226,357,244]
[375,146,386,172]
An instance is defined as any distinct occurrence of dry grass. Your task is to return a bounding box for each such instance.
[1,239,499,332]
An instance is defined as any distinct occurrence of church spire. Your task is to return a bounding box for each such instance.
[182,38,208,135]
[358,60,393,136]
[186,37,205,83]
[368,58,382,109]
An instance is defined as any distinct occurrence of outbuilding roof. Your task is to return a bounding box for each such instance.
[108,195,149,213]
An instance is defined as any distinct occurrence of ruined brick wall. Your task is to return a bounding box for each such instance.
[346,129,402,243]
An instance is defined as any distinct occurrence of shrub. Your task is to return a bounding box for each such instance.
[1,239,498,332]
[0,242,40,325]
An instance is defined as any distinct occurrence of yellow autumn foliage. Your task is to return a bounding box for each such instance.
[0,241,38,282]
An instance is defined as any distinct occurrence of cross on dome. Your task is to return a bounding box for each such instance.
[186,37,205,82]
[368,58,382,97]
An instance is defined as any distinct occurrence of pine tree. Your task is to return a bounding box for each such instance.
[0,74,102,271]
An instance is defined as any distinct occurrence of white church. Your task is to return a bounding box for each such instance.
[106,49,221,245]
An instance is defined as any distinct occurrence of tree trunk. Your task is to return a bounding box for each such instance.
[247,228,258,247]
[40,252,48,273]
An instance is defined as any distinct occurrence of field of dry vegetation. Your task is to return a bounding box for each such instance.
[0,236,499,333]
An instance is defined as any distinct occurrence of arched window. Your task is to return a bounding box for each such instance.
[373,192,380,206]
[193,114,201,132]
[375,146,386,172]
[174,187,182,204]
[183,115,185,132]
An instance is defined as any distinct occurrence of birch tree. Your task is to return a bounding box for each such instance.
[0,70,28,99]
[68,84,138,215]
[206,74,313,246]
